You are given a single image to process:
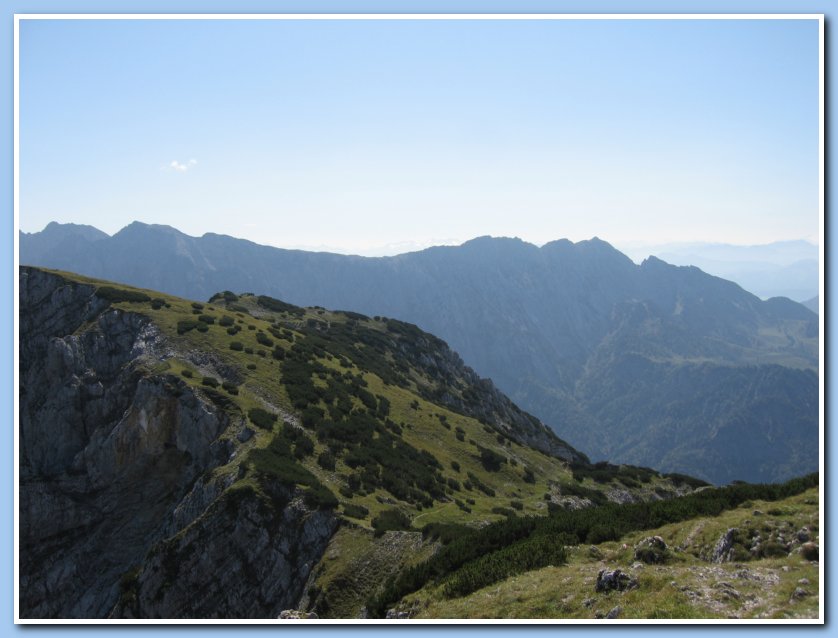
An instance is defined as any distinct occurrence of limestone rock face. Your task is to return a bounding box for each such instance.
[19,268,338,619]
[710,529,737,564]
[115,487,338,619]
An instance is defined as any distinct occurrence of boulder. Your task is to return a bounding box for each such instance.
[595,569,638,593]
[634,536,669,564]
[800,542,819,561]
[385,609,411,619]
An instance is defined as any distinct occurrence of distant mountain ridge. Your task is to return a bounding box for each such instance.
[619,239,819,302]
[20,222,819,484]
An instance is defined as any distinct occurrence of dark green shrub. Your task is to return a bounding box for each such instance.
[635,546,670,564]
[478,446,506,472]
[272,346,285,360]
[257,295,304,316]
[450,461,461,472]
[510,500,524,511]
[256,332,274,347]
[343,503,369,519]
[201,376,219,388]
[208,291,239,303]
[441,535,567,599]
[244,347,254,354]
[801,543,819,561]
[177,320,199,334]
[180,369,193,378]
[317,451,336,471]
[248,407,278,430]
[303,484,338,510]
[191,302,204,310]
[96,286,151,303]
[229,341,244,351]
[523,468,536,484]
[759,542,789,558]
[246,363,257,370]
[371,509,413,537]
[219,315,235,327]
[466,472,495,497]
[198,314,215,325]
[293,434,315,459]
[586,524,618,544]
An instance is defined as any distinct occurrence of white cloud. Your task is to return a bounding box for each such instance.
[167,159,198,173]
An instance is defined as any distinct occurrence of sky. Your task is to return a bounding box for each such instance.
[18,16,821,256]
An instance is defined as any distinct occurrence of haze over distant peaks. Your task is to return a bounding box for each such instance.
[618,239,819,302]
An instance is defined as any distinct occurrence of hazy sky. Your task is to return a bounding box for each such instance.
[18,17,820,255]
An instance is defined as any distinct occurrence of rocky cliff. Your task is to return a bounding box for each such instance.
[19,268,338,618]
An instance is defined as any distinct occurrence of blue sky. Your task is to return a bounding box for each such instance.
[19,17,820,255]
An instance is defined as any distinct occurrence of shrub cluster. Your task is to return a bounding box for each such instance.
[246,425,337,511]
[442,534,568,598]
[177,319,208,334]
[96,286,151,304]
[343,503,370,519]
[257,295,305,316]
[248,407,277,430]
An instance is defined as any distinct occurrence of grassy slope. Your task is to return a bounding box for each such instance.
[47,267,690,527]
[408,487,820,620]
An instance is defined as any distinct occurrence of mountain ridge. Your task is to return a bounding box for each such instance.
[19,222,819,484]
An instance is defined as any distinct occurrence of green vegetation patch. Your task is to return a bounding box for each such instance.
[248,407,278,430]
[257,294,305,316]
[96,286,151,304]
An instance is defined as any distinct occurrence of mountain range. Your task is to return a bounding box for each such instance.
[20,222,820,484]
[17,266,820,619]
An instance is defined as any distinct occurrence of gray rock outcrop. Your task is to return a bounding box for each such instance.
[595,569,638,593]
[710,529,737,563]
[19,268,339,619]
